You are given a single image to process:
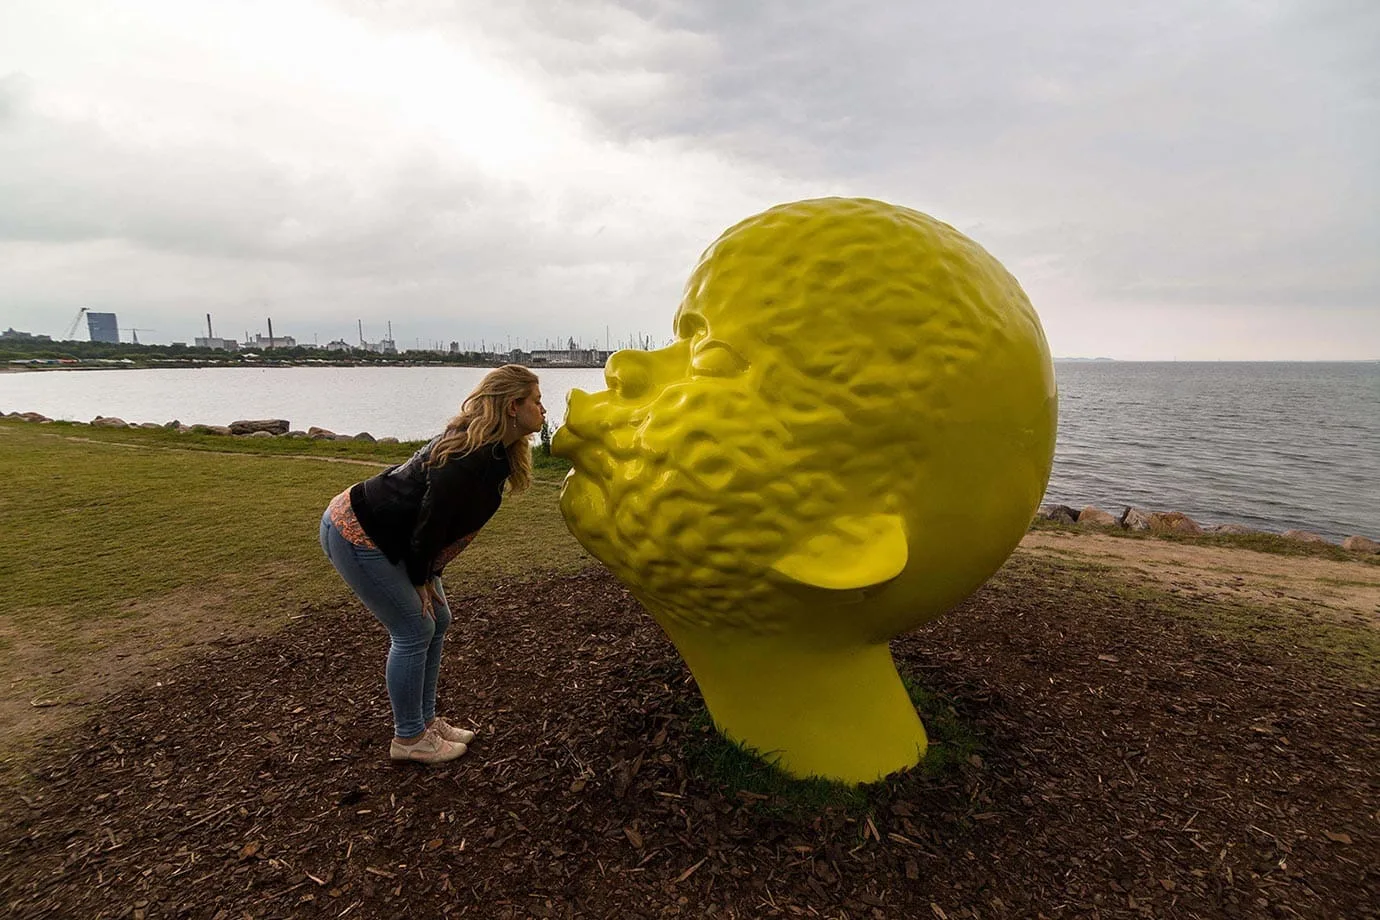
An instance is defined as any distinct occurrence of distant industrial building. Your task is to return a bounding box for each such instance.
[359,338,397,355]
[87,312,120,344]
[324,339,353,352]
[528,338,612,366]
[194,313,238,351]
[245,332,298,349]
[355,320,396,354]
[1,328,52,343]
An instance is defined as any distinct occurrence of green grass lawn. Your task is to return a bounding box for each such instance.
[0,420,585,630]
[0,419,589,755]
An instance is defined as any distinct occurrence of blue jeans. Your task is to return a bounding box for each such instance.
[319,511,452,738]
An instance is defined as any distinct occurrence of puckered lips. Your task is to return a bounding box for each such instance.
[551,388,618,500]
[551,388,596,461]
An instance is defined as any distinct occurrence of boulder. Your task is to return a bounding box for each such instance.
[204,425,233,436]
[353,432,376,443]
[377,436,400,445]
[286,430,307,438]
[1150,511,1203,535]
[307,426,337,440]
[90,417,129,428]
[229,419,290,436]
[138,422,161,429]
[1205,523,1257,535]
[248,430,275,439]
[1120,506,1153,531]
[1035,503,1078,525]
[1342,535,1380,555]
[164,420,180,429]
[1077,507,1119,528]
[20,412,51,423]
[1281,529,1329,545]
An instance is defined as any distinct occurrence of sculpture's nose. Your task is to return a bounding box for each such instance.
[604,350,651,399]
[604,342,685,400]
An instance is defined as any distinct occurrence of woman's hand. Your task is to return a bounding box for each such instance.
[417,583,436,621]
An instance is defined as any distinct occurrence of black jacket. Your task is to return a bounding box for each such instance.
[350,436,511,585]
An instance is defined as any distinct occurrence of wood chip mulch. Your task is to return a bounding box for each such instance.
[1,559,1376,919]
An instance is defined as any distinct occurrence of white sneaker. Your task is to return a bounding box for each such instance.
[389,729,467,764]
[431,718,477,745]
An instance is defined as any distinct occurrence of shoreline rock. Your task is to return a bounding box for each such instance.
[1077,506,1119,528]
[1149,511,1203,535]
[229,419,289,436]
[1036,504,1078,525]
[1342,536,1379,554]
[1049,502,1376,552]
[1120,506,1153,531]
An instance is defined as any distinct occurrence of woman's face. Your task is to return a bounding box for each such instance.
[512,385,546,436]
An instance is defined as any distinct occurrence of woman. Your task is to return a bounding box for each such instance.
[319,365,545,764]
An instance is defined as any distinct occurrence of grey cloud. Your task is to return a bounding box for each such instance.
[467,1,1380,311]
[0,85,694,282]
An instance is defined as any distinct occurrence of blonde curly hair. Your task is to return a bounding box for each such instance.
[428,364,538,494]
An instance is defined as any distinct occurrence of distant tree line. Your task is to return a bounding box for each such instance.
[0,338,514,366]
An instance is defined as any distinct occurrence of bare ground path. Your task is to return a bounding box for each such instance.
[1022,530,1380,626]
[2,544,1376,919]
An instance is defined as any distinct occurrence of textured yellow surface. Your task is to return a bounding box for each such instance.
[553,198,1057,783]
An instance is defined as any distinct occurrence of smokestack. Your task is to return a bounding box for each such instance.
[206,313,213,339]
[267,317,275,350]
[358,319,364,346]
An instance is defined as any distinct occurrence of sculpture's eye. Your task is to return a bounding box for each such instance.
[690,340,748,378]
[676,311,708,342]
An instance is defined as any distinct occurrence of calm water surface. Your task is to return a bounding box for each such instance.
[0,365,605,445]
[3,362,1376,540]
[1050,362,1378,540]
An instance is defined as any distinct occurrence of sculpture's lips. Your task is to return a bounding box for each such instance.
[551,388,602,461]
[555,386,648,475]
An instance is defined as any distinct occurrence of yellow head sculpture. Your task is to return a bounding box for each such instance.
[553,198,1057,784]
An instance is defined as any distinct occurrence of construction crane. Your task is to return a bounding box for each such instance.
[64,307,89,340]
[124,328,156,345]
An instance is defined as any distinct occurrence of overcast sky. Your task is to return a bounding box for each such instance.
[1,0,1376,358]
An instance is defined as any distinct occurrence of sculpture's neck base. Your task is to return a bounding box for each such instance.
[664,624,928,785]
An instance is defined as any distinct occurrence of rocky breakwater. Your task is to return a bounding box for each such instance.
[1035,502,1379,555]
[0,410,399,444]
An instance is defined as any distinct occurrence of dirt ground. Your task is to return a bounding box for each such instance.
[1022,531,1380,626]
[1,541,1377,919]
[0,566,307,764]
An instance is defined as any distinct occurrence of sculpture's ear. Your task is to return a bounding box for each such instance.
[769,513,908,593]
